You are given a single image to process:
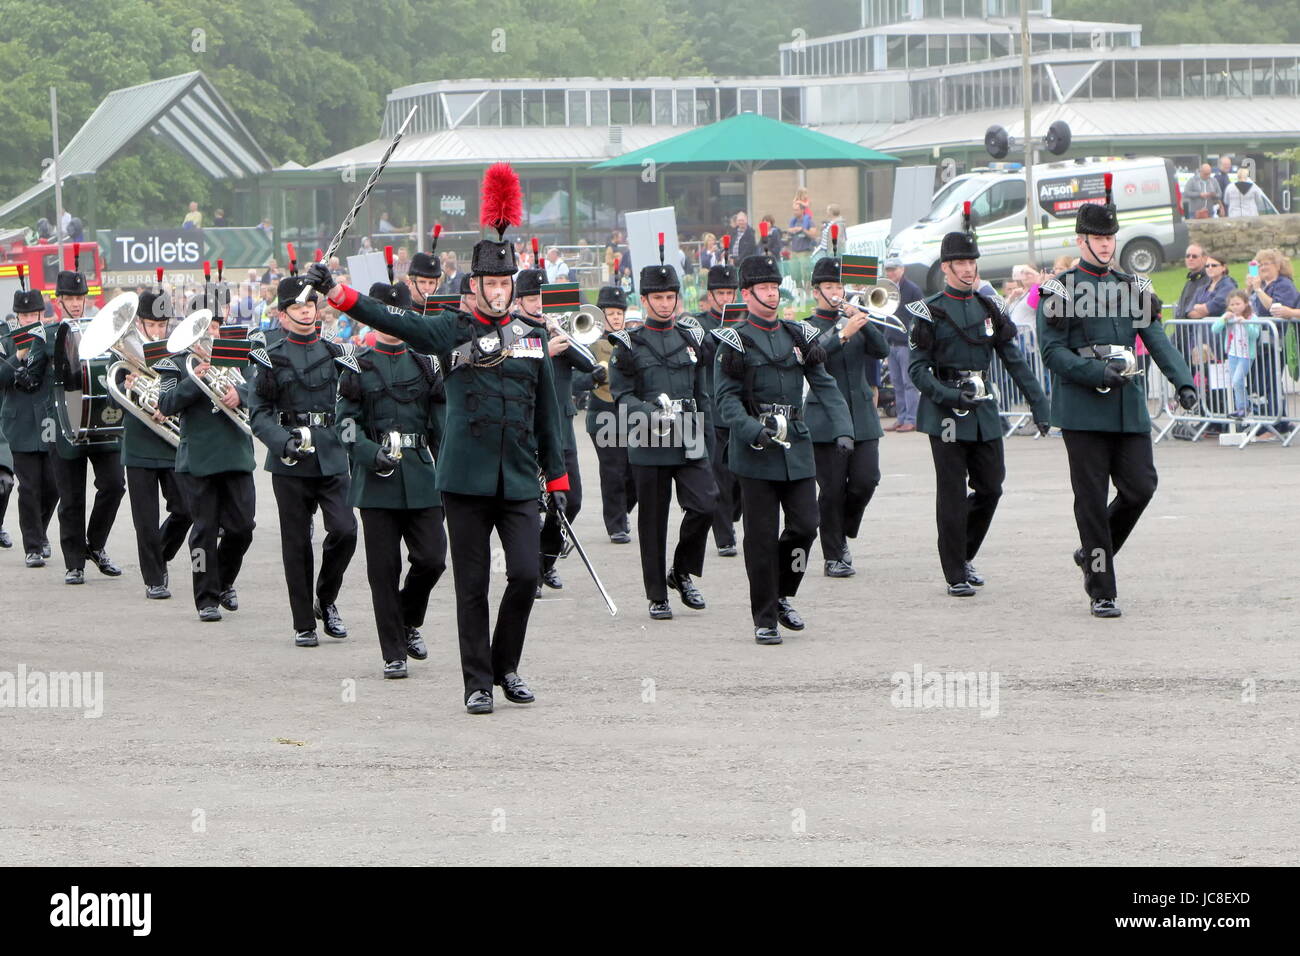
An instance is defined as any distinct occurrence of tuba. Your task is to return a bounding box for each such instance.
[166,309,253,436]
[78,291,181,448]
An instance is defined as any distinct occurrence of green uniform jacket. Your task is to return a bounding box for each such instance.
[335,344,444,510]
[246,331,353,476]
[908,287,1048,442]
[337,287,567,500]
[156,355,256,477]
[1036,263,1194,433]
[609,318,712,467]
[120,409,178,469]
[0,325,53,453]
[805,307,889,442]
[713,314,853,481]
[542,326,596,452]
[0,421,12,474]
[690,310,724,424]
[47,320,121,460]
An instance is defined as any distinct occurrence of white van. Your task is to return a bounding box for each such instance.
[869,156,1187,292]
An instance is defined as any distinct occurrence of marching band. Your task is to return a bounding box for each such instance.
[0,162,1198,714]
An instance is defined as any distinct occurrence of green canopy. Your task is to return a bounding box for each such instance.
[591,112,898,212]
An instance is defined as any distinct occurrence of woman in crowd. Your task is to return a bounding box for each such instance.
[1185,253,1236,319]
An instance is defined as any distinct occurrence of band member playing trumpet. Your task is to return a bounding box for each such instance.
[156,304,256,623]
[121,281,190,599]
[713,248,853,645]
[0,271,57,567]
[584,286,637,544]
[610,252,717,620]
[908,208,1049,597]
[48,246,126,585]
[1036,173,1196,618]
[247,267,359,647]
[307,162,570,716]
[336,280,448,679]
[805,252,890,578]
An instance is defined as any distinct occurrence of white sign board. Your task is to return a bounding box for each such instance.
[347,251,389,295]
[624,207,682,296]
[890,165,938,239]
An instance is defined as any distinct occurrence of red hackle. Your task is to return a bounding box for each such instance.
[384,245,394,265]
[203,261,211,281]
[480,162,523,238]
[155,267,164,284]
[216,259,224,281]
[759,221,769,239]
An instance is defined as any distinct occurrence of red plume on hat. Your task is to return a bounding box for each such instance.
[481,162,522,240]
[758,220,770,253]
[721,233,731,264]
[203,260,212,282]
[17,262,27,290]
[72,242,81,273]
[1103,172,1114,207]
[830,223,839,258]
[286,243,297,276]
[385,245,395,283]
[962,200,975,239]
[531,236,540,267]
[431,223,442,253]
[658,231,665,265]
[156,267,164,292]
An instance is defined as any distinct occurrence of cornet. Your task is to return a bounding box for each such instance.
[79,292,181,448]
[376,431,403,478]
[833,279,908,336]
[547,304,605,347]
[166,309,253,436]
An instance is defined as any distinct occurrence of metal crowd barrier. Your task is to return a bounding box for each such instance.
[1152,316,1298,448]
[988,321,1045,437]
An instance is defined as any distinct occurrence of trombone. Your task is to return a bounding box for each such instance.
[166,309,253,436]
[78,292,181,448]
[833,278,908,336]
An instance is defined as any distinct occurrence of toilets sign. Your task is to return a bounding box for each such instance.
[104,229,205,269]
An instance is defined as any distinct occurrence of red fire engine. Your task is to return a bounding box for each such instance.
[0,231,105,314]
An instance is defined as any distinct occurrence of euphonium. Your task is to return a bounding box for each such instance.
[79,292,181,448]
[165,309,253,436]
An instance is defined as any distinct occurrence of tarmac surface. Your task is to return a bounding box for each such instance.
[2,425,1296,865]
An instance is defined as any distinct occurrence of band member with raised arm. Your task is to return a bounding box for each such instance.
[583,285,637,543]
[156,303,256,623]
[307,162,570,716]
[0,268,57,566]
[907,206,1049,597]
[610,246,717,620]
[1036,173,1196,618]
[712,244,853,645]
[337,279,447,679]
[246,253,358,648]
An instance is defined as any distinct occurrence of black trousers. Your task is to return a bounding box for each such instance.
[271,473,358,632]
[177,471,256,610]
[360,506,447,662]
[592,438,637,536]
[50,450,125,571]
[928,435,1005,585]
[126,465,191,587]
[813,439,880,562]
[442,489,539,699]
[631,458,719,602]
[1061,430,1159,600]
[10,451,57,553]
[540,445,582,571]
[710,427,742,547]
[737,476,819,628]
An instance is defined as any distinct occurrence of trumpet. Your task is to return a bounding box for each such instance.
[79,292,181,448]
[548,304,604,347]
[833,279,908,336]
[166,309,253,436]
[376,430,403,478]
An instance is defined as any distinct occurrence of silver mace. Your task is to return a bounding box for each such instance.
[297,105,419,303]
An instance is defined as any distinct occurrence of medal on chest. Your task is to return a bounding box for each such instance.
[478,332,502,353]
[793,346,804,364]
[984,316,994,337]
[512,336,546,359]
[686,346,697,364]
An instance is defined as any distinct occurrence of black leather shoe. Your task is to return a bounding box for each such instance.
[314,601,348,638]
[40,542,51,559]
[1091,598,1122,618]
[383,660,408,679]
[294,629,319,647]
[776,598,805,631]
[535,583,544,599]
[609,531,631,544]
[25,552,44,568]
[0,528,11,548]
[649,600,673,620]
[219,587,239,611]
[824,559,855,578]
[64,568,84,585]
[199,606,223,622]
[87,548,122,576]
[145,585,171,600]
[840,544,853,566]
[947,581,977,597]
[717,544,737,557]
[666,568,705,609]
[465,690,494,714]
[406,626,428,660]
[754,626,782,645]
[964,562,985,587]
[541,567,563,589]
[498,672,535,704]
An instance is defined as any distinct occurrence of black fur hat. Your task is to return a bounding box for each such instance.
[55,243,88,296]
[1077,174,1119,235]
[811,256,841,285]
[514,268,547,298]
[409,252,440,278]
[596,286,627,310]
[11,265,43,314]
[639,263,679,294]
[940,200,980,262]
[368,281,412,310]
[277,274,319,310]
[136,290,173,322]
[706,263,739,291]
[738,253,782,288]
[459,273,474,295]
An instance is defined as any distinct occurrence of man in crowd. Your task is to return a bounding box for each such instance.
[883,256,923,433]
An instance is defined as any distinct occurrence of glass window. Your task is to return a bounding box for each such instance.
[927,35,947,67]
[695,89,716,124]
[1278,57,1299,96]
[523,89,544,125]
[762,89,779,118]
[675,90,693,125]
[1092,60,1114,98]
[780,87,802,123]
[654,89,673,125]
[1160,60,1182,97]
[1137,61,1158,99]
[970,179,1027,226]
[970,34,987,61]
[907,35,926,68]
[631,89,651,124]
[502,90,522,125]
[990,32,1010,58]
[719,87,737,119]
[1205,58,1228,97]
[590,89,609,126]
[1252,59,1274,96]
[545,90,566,126]
[479,90,500,126]
[610,89,630,125]
[1228,58,1252,96]
[950,34,968,64]
[887,35,906,69]
[739,88,758,114]
[568,90,586,126]
[1031,32,1049,53]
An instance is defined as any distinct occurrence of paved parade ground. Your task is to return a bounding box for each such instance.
[2,429,1296,866]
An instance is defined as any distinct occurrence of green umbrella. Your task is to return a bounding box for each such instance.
[590,113,898,214]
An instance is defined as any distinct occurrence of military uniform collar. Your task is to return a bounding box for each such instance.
[286,329,320,345]
[746,313,779,331]
[374,342,407,356]
[812,307,837,321]
[474,308,510,326]
[942,285,974,300]
[644,316,674,331]
[1078,259,1110,277]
